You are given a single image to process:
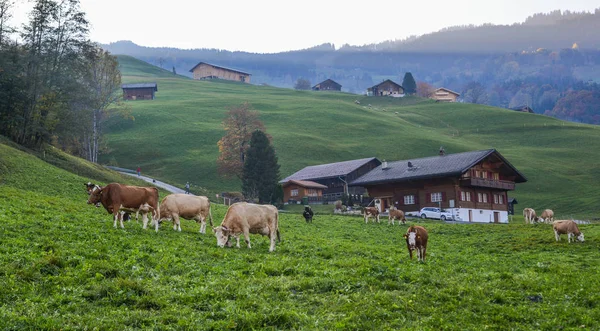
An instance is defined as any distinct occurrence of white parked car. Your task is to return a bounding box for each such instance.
[419,207,457,221]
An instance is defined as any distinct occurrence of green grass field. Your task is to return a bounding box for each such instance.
[103,55,600,218]
[1,139,600,329]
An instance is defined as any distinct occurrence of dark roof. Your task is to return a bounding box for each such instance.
[121,83,157,91]
[282,180,328,189]
[312,79,341,89]
[350,149,527,186]
[508,198,518,204]
[280,157,381,183]
[189,62,251,75]
[509,105,534,113]
[369,79,403,90]
[435,87,460,96]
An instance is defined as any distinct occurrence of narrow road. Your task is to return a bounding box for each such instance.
[119,172,192,195]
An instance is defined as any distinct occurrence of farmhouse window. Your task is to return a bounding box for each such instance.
[404,195,415,205]
[493,173,500,180]
[483,193,488,203]
[478,193,483,202]
[307,189,318,197]
[291,189,298,197]
[461,191,466,201]
[475,170,480,178]
[494,194,499,204]
[466,192,471,201]
[431,192,442,202]
[499,194,504,204]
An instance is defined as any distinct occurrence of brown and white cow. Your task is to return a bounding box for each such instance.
[388,207,406,225]
[523,208,537,224]
[87,183,159,229]
[403,225,428,262]
[213,202,280,252]
[539,209,554,224]
[158,194,213,233]
[364,206,380,223]
[553,220,584,243]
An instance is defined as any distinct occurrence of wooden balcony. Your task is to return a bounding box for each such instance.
[460,178,515,190]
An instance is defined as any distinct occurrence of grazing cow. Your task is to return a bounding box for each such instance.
[539,209,554,224]
[388,207,406,225]
[553,220,584,243]
[302,205,314,223]
[523,208,537,224]
[158,194,213,233]
[213,202,280,252]
[403,225,428,262]
[364,206,380,223]
[87,183,159,229]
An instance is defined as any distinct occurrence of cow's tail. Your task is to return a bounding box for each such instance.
[276,212,281,242]
[208,203,214,226]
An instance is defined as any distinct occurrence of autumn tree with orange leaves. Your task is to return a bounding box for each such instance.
[217,102,266,179]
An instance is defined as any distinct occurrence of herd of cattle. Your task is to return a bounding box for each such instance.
[84,182,585,258]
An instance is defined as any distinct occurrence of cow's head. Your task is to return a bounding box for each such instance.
[576,233,585,242]
[403,231,420,250]
[87,186,103,207]
[213,225,232,248]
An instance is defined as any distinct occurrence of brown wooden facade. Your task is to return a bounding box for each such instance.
[431,87,460,102]
[312,79,342,91]
[367,80,404,96]
[282,180,327,203]
[189,62,251,83]
[122,83,157,100]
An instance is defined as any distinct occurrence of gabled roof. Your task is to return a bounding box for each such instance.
[435,87,460,96]
[369,79,403,90]
[312,79,341,89]
[282,180,328,189]
[350,149,527,186]
[509,105,534,113]
[189,61,251,75]
[280,157,381,183]
[121,83,158,91]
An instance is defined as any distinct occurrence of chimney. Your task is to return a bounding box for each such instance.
[382,160,389,170]
[439,146,445,156]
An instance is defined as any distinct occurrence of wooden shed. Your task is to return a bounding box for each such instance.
[367,80,404,97]
[431,87,460,102]
[189,62,251,83]
[282,180,328,204]
[312,79,342,91]
[509,105,534,113]
[121,83,157,100]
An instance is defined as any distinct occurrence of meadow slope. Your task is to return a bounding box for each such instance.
[103,55,600,217]
[1,139,600,330]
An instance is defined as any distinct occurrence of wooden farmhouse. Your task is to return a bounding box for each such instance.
[509,105,534,113]
[189,62,251,83]
[431,87,460,102]
[349,149,527,223]
[121,83,158,100]
[312,79,342,91]
[367,79,404,97]
[281,180,328,204]
[280,157,382,203]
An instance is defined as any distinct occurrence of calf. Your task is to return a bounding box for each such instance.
[553,220,584,243]
[403,225,428,262]
[539,209,554,224]
[388,207,406,225]
[302,206,314,223]
[363,206,380,223]
[523,208,536,224]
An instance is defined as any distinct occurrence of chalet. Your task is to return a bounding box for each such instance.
[349,149,527,223]
[280,157,382,202]
[367,80,404,97]
[431,87,460,102]
[509,105,534,113]
[281,180,328,204]
[121,83,157,100]
[312,79,342,91]
[189,62,251,83]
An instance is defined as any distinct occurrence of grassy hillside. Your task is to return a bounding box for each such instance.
[2,138,600,329]
[104,55,600,217]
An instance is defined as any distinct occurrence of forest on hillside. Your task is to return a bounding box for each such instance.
[103,8,600,125]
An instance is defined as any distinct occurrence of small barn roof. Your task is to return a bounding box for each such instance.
[350,149,527,186]
[280,157,381,183]
[282,180,328,189]
[435,87,460,96]
[312,79,342,89]
[189,62,251,75]
[121,83,157,91]
[509,105,534,113]
[369,79,403,90]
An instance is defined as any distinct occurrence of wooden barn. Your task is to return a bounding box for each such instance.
[367,80,404,97]
[431,87,460,102]
[281,180,328,204]
[312,79,342,91]
[349,149,527,223]
[121,83,158,100]
[280,157,382,203]
[189,62,251,83]
[509,105,534,113]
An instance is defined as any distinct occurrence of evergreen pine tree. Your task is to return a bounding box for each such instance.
[402,72,417,95]
[242,130,280,203]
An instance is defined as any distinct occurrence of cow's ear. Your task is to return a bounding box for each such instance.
[403,234,408,239]
[222,225,229,231]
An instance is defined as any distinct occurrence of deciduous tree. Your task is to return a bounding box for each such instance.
[242,130,280,203]
[416,81,435,98]
[294,78,311,90]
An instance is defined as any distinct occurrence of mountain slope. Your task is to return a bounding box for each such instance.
[101,56,600,217]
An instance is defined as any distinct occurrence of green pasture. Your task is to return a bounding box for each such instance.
[102,55,600,218]
[1,140,600,330]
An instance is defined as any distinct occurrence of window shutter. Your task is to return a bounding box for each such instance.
[415,194,419,204]
[442,192,446,201]
[400,196,405,206]
[427,193,431,203]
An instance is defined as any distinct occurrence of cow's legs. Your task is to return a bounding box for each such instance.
[408,249,413,260]
[234,235,241,248]
[142,212,149,229]
[554,230,560,241]
[197,215,206,234]
[113,213,118,228]
[172,214,181,232]
[364,215,368,224]
[377,215,380,223]
[269,231,277,252]
[243,230,251,249]
[567,233,572,243]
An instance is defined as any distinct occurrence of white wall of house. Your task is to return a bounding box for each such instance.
[454,208,508,223]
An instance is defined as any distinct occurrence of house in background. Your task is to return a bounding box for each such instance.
[312,79,342,91]
[509,105,534,113]
[431,87,460,102]
[189,62,251,83]
[349,148,527,223]
[281,180,328,204]
[367,79,404,97]
[121,83,158,100]
[280,157,382,203]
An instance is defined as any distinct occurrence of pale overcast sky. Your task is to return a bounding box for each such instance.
[9,0,600,53]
